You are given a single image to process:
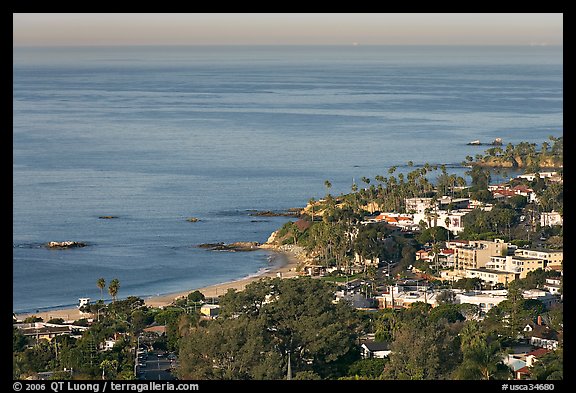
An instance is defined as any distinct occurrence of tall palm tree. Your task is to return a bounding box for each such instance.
[431,242,441,272]
[97,277,106,301]
[308,197,316,222]
[108,278,120,303]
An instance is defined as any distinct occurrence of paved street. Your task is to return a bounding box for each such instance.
[137,351,176,380]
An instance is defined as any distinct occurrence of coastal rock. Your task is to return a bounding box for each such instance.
[248,209,301,217]
[197,241,260,252]
[46,241,87,249]
[186,217,201,222]
[265,230,279,245]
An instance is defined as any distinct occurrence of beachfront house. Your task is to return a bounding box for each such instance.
[14,322,89,343]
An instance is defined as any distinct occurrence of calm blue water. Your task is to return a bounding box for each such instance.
[13,45,563,313]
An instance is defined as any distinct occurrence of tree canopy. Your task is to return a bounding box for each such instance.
[177,277,362,380]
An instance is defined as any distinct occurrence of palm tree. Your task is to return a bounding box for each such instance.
[308,197,316,222]
[100,359,118,380]
[351,182,358,193]
[431,242,441,272]
[455,341,510,380]
[445,217,451,242]
[108,278,120,303]
[97,277,106,301]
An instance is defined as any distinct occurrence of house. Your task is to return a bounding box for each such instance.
[375,287,439,309]
[305,264,328,276]
[101,338,118,351]
[14,322,89,343]
[523,317,560,350]
[438,248,455,268]
[293,219,312,232]
[514,348,552,380]
[455,290,508,315]
[143,325,167,336]
[544,277,562,295]
[360,341,392,359]
[200,304,220,319]
[515,366,531,380]
[522,289,557,308]
[540,211,563,227]
[415,249,430,261]
[526,348,551,367]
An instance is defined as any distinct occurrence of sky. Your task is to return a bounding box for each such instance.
[13,13,563,46]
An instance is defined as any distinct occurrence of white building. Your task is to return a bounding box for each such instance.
[540,211,563,227]
[514,249,563,268]
[455,290,508,315]
[375,286,439,309]
[543,278,562,295]
[360,341,392,359]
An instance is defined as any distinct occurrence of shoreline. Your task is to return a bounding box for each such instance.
[15,245,305,322]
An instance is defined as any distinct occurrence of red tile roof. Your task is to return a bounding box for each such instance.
[527,348,551,358]
[516,366,531,374]
[294,219,312,232]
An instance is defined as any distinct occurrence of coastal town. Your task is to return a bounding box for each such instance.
[13,138,563,381]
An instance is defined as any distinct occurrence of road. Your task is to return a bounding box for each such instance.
[137,351,176,381]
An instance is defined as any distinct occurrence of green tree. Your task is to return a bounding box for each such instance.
[374,309,401,342]
[100,359,119,380]
[187,290,205,303]
[108,279,120,303]
[347,358,388,379]
[458,320,486,353]
[179,277,362,380]
[429,304,464,324]
[454,341,510,380]
[13,327,28,352]
[97,278,106,301]
[530,349,563,380]
[382,318,461,380]
[324,180,332,196]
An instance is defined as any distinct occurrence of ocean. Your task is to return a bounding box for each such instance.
[13,45,563,313]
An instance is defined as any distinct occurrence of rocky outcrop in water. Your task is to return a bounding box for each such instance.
[197,241,260,252]
[46,241,87,249]
[248,209,301,217]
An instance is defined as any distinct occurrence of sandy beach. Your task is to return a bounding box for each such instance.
[15,245,305,323]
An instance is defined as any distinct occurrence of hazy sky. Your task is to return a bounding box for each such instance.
[13,13,563,46]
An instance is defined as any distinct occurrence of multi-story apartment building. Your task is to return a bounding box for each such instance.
[465,268,519,286]
[454,239,508,271]
[487,255,545,279]
[514,249,563,269]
